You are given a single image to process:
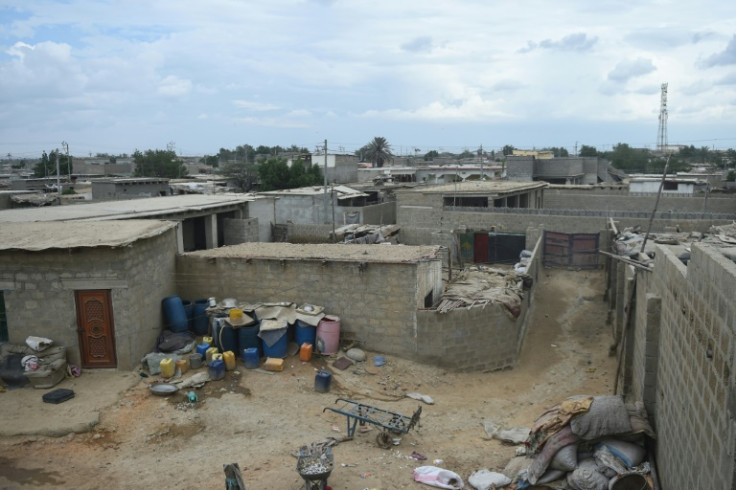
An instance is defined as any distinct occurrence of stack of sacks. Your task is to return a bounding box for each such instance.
[513,395,656,489]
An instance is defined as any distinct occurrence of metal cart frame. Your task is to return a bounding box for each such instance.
[323,398,422,448]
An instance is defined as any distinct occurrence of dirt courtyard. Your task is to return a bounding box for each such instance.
[0,268,616,489]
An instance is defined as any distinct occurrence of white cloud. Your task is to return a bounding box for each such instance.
[702,35,736,67]
[233,100,280,111]
[1,0,735,155]
[157,75,192,97]
[607,58,656,82]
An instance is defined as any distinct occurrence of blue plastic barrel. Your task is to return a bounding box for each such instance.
[162,295,189,333]
[182,300,193,331]
[192,299,210,335]
[314,370,332,393]
[262,328,288,358]
[243,347,259,369]
[237,321,261,357]
[213,319,238,354]
[295,320,317,347]
[208,360,226,381]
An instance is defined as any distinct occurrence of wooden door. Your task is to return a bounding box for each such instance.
[474,233,489,264]
[75,290,117,368]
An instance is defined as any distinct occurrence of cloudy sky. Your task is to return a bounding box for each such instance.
[1,0,736,159]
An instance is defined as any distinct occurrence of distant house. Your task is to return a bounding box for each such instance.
[506,155,620,184]
[91,177,171,200]
[628,176,706,195]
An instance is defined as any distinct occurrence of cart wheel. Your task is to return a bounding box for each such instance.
[376,432,393,449]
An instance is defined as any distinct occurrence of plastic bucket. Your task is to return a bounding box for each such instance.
[262,328,288,358]
[162,295,188,333]
[314,370,332,393]
[192,299,210,335]
[243,347,259,369]
[295,320,317,347]
[609,474,650,490]
[237,321,261,357]
[189,353,203,369]
[316,316,340,355]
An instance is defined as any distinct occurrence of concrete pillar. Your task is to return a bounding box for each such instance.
[643,293,661,421]
[176,222,184,254]
[205,214,217,249]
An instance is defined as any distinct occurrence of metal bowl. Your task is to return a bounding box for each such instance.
[149,383,179,396]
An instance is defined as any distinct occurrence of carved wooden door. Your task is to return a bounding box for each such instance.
[75,290,117,368]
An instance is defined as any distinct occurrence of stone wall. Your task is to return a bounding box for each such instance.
[615,244,736,489]
[0,229,179,370]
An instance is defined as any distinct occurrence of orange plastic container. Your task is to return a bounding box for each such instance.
[223,351,236,371]
[175,359,189,375]
[299,343,313,362]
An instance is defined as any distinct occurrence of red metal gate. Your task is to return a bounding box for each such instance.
[543,231,599,269]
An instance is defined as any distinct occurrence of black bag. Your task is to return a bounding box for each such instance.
[42,388,75,404]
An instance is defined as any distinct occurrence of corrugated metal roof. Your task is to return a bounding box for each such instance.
[0,194,254,223]
[0,220,177,251]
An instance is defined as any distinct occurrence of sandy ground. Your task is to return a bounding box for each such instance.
[0,268,615,489]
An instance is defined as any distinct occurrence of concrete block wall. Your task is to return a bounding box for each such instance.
[362,201,396,225]
[175,252,443,358]
[286,223,334,243]
[223,217,260,245]
[414,239,539,371]
[0,230,179,370]
[416,301,526,371]
[545,188,736,215]
[618,243,736,489]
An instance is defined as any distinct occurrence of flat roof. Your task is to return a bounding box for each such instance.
[0,220,177,251]
[0,194,254,223]
[259,185,368,200]
[186,242,441,263]
[413,180,547,195]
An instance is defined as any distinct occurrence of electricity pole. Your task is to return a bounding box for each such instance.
[62,141,70,182]
[323,139,328,224]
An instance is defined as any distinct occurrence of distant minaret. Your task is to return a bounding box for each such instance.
[657,83,668,153]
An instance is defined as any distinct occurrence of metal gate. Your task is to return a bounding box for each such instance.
[543,231,599,269]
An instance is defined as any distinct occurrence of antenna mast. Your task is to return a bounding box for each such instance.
[657,83,668,153]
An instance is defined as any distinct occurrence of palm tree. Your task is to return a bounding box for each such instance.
[365,137,393,168]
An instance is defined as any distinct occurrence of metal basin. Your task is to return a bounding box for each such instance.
[149,383,179,396]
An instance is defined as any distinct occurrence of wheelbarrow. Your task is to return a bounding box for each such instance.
[296,445,334,490]
[323,398,422,449]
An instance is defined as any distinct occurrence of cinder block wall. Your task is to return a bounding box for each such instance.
[175,252,443,358]
[415,237,540,371]
[545,188,736,214]
[0,230,178,370]
[223,217,260,245]
[618,244,736,489]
